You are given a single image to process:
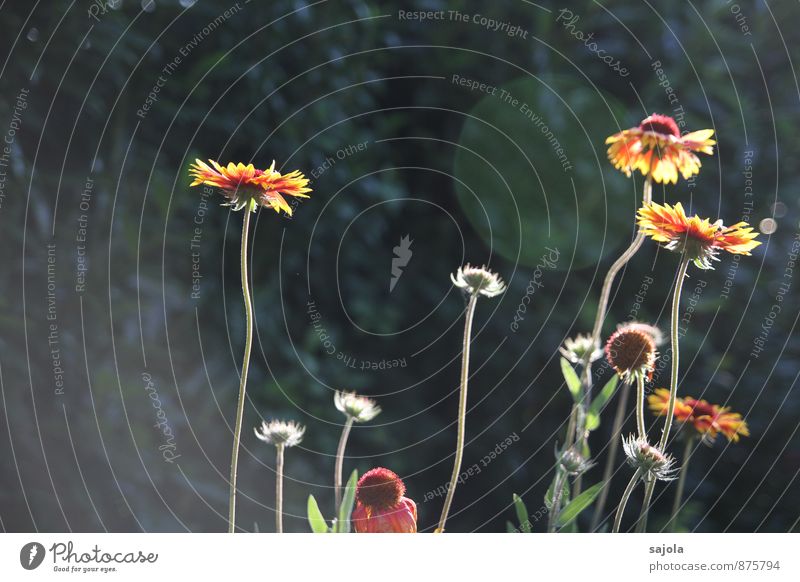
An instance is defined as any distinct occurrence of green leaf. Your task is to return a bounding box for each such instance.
[586,376,619,431]
[560,358,581,401]
[307,495,329,533]
[512,494,531,533]
[335,469,358,533]
[556,482,604,528]
[506,520,517,533]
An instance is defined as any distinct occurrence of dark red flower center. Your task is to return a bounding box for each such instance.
[356,467,405,510]
[685,398,717,418]
[639,114,680,138]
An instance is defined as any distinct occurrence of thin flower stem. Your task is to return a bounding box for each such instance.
[589,177,653,352]
[636,374,647,440]
[228,209,253,533]
[637,255,690,533]
[613,468,642,533]
[437,292,479,533]
[668,437,696,532]
[590,379,632,531]
[581,178,652,504]
[548,468,567,533]
[334,416,354,513]
[275,443,285,533]
[659,256,691,451]
[636,476,655,533]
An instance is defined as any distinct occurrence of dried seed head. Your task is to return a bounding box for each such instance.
[559,333,602,364]
[451,264,506,298]
[605,327,658,384]
[622,434,677,482]
[334,391,381,423]
[254,419,305,448]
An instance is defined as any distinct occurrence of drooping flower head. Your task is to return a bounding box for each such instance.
[558,447,594,477]
[189,159,311,214]
[637,201,761,269]
[559,333,603,364]
[606,114,715,184]
[352,467,417,533]
[604,324,658,384]
[648,388,750,443]
[254,420,305,448]
[451,264,506,298]
[334,391,381,423]
[622,434,677,482]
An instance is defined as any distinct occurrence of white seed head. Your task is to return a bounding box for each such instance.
[559,333,602,364]
[334,391,381,423]
[451,264,506,298]
[255,419,305,448]
[622,434,677,481]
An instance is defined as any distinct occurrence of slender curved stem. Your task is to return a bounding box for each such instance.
[228,209,253,533]
[636,476,655,532]
[589,177,653,351]
[275,443,285,533]
[668,437,696,532]
[659,256,691,451]
[437,293,479,533]
[334,416,354,512]
[636,375,646,440]
[548,468,567,533]
[637,255,690,533]
[590,379,632,531]
[613,468,642,533]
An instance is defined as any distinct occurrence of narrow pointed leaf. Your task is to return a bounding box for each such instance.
[560,358,581,401]
[556,482,604,528]
[307,495,329,533]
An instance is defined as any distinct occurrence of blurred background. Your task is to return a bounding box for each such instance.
[1,0,798,533]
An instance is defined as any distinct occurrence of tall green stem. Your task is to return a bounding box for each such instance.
[437,293,479,533]
[228,209,254,533]
[659,256,690,450]
[613,468,642,533]
[637,255,690,532]
[579,178,652,502]
[334,416,354,513]
[636,374,646,440]
[590,380,631,531]
[668,437,696,532]
[275,443,285,533]
[635,475,655,532]
[589,177,653,352]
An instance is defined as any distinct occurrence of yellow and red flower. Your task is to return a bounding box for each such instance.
[606,114,715,184]
[648,388,750,443]
[352,467,417,533]
[637,201,761,269]
[189,159,311,215]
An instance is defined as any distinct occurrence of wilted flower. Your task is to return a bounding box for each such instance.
[648,388,750,443]
[451,264,506,298]
[558,447,595,476]
[637,202,761,269]
[606,114,715,184]
[605,325,658,384]
[189,159,311,214]
[254,420,305,448]
[622,434,677,481]
[559,333,602,364]
[334,391,381,423]
[352,468,417,533]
